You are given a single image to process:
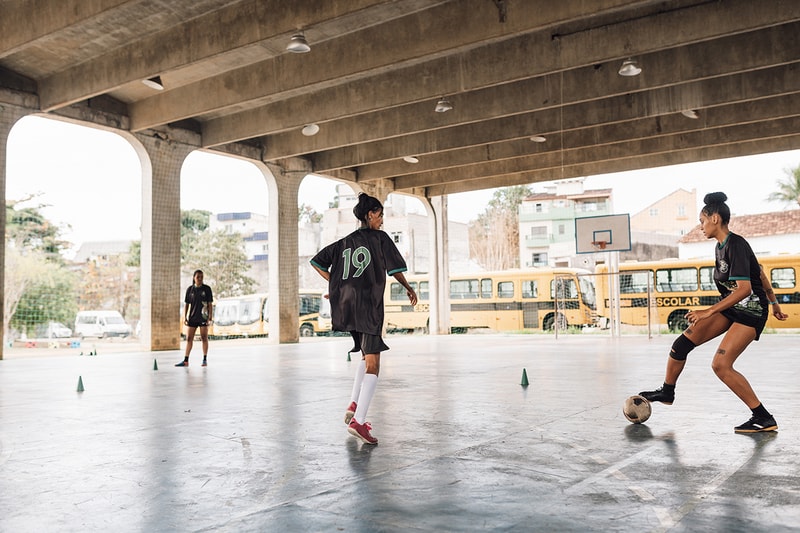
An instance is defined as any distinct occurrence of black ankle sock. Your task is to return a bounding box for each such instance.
[662,382,675,393]
[751,403,770,419]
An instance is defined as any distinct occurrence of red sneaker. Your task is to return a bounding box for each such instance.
[344,401,357,425]
[348,419,378,445]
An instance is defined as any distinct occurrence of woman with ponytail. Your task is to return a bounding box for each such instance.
[311,193,417,444]
[640,192,787,433]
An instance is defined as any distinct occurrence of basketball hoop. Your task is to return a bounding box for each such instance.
[591,240,608,250]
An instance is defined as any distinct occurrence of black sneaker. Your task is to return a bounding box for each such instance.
[639,386,674,405]
[175,360,188,367]
[734,415,777,433]
[202,358,207,367]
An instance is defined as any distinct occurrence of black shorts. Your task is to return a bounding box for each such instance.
[186,319,209,329]
[349,331,389,355]
[720,307,768,341]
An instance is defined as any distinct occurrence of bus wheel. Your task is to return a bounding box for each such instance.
[668,312,689,332]
[544,313,567,331]
[299,324,314,337]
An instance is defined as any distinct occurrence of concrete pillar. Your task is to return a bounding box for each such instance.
[264,163,305,343]
[133,134,194,351]
[427,195,451,335]
[0,105,30,359]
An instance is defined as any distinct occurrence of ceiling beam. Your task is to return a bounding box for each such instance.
[420,135,800,197]
[37,0,423,111]
[308,63,800,172]
[200,0,795,147]
[360,92,800,182]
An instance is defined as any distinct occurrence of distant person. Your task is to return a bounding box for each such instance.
[176,269,213,367]
[311,193,417,445]
[640,192,787,433]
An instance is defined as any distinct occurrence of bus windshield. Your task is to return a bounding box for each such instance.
[578,276,596,308]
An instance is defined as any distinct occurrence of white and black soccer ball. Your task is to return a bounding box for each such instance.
[623,395,651,424]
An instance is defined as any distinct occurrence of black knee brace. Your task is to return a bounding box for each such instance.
[669,334,696,361]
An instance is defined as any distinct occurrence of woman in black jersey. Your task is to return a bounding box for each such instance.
[640,192,787,433]
[176,269,214,367]
[311,193,417,445]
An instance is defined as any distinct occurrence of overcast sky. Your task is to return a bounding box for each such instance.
[6,115,799,252]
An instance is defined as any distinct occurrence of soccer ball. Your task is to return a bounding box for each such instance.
[622,395,651,424]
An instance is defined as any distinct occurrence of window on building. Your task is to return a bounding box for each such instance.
[535,203,544,213]
[530,226,547,236]
[532,253,548,266]
[390,231,402,244]
[649,208,659,217]
[677,204,686,217]
[558,224,566,235]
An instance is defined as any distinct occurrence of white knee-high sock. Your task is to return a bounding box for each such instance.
[350,359,366,403]
[353,374,378,424]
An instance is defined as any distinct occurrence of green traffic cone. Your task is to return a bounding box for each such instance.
[520,368,529,387]
[347,351,351,362]
[153,359,159,371]
[77,376,85,392]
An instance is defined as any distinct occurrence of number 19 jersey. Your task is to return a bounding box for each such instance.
[310,228,408,336]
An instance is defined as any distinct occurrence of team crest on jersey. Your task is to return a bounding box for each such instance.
[718,259,729,274]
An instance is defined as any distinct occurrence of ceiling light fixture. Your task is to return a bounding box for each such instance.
[529,135,547,143]
[286,32,311,53]
[402,156,419,164]
[681,109,699,119]
[142,76,164,90]
[618,58,642,77]
[434,98,453,113]
[301,123,320,136]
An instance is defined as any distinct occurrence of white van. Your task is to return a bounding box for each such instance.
[74,310,132,339]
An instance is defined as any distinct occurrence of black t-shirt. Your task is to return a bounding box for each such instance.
[714,232,767,317]
[185,284,213,325]
[310,228,407,335]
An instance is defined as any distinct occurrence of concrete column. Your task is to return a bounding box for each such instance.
[264,163,305,343]
[133,134,194,351]
[0,105,30,359]
[427,195,451,335]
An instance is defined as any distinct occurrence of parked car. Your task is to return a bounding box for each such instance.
[74,310,132,339]
[35,321,73,339]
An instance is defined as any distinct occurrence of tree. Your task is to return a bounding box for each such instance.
[766,163,800,208]
[298,203,322,223]
[183,229,256,298]
[468,185,532,270]
[6,194,70,263]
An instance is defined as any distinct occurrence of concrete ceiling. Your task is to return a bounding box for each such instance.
[2,0,799,199]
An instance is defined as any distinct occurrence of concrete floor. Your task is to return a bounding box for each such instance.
[1,333,799,532]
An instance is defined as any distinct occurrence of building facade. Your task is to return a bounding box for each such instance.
[518,179,612,269]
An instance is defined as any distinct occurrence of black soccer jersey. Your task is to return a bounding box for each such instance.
[714,232,767,318]
[310,228,408,335]
[185,284,213,326]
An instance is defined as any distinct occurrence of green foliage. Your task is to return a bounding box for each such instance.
[183,229,256,298]
[298,203,322,223]
[9,255,78,335]
[766,163,800,208]
[6,194,71,262]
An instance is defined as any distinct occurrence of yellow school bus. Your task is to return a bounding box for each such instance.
[384,268,597,333]
[207,290,331,338]
[595,254,800,331]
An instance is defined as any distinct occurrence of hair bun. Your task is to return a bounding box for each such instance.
[703,192,727,204]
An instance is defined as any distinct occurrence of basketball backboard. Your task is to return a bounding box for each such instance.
[575,214,631,254]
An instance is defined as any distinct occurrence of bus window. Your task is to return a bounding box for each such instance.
[299,294,320,315]
[700,267,716,291]
[451,279,480,299]
[481,278,492,298]
[497,281,514,298]
[238,297,262,325]
[656,267,697,292]
[620,271,652,293]
[770,267,796,289]
[552,278,578,299]
[522,280,538,298]
[418,281,429,300]
[391,282,413,301]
